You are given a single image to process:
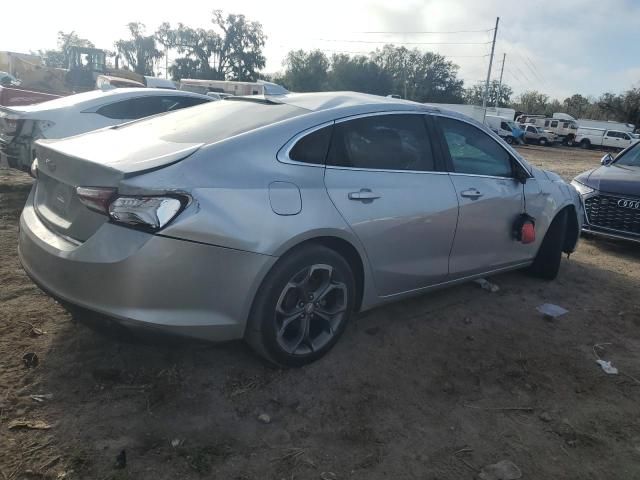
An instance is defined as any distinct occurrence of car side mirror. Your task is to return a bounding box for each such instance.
[601,153,614,166]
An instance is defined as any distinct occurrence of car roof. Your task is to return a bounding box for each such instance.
[273,91,438,113]
[11,88,210,114]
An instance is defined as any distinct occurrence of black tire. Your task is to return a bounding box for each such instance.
[539,137,548,146]
[246,244,355,367]
[528,210,567,280]
[505,136,514,145]
[580,140,591,149]
[566,137,575,147]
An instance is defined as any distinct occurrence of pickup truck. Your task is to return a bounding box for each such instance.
[576,127,640,151]
[519,124,558,146]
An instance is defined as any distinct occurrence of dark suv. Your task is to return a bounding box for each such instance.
[571,143,640,242]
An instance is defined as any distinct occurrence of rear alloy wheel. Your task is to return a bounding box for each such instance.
[246,245,355,367]
[580,140,590,149]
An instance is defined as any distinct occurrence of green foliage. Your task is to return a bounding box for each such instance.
[598,88,640,126]
[371,46,464,103]
[464,80,513,107]
[329,54,393,95]
[277,45,464,102]
[157,10,266,81]
[279,50,330,91]
[512,90,550,114]
[114,23,162,76]
[41,31,94,68]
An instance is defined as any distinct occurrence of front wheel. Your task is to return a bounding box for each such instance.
[539,137,548,146]
[528,210,567,280]
[505,136,514,145]
[246,245,355,367]
[580,140,591,149]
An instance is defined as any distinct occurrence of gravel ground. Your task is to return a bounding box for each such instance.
[1,146,640,480]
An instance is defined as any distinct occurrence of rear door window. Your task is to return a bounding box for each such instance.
[551,120,558,128]
[438,116,513,177]
[327,114,435,171]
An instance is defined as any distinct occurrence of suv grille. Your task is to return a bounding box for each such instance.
[584,195,640,235]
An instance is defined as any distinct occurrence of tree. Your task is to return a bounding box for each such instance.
[598,88,640,126]
[563,94,590,119]
[371,46,464,103]
[157,10,266,81]
[41,31,94,68]
[115,23,162,75]
[328,54,393,95]
[464,80,513,107]
[279,50,329,92]
[512,90,550,114]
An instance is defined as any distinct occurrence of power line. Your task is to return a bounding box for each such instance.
[351,28,495,34]
[316,38,492,45]
[276,45,491,58]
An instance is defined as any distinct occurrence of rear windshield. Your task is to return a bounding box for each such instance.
[113,99,307,144]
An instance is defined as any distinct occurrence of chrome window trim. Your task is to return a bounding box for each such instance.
[448,172,521,181]
[433,112,532,178]
[277,120,335,168]
[278,110,439,172]
[325,165,449,175]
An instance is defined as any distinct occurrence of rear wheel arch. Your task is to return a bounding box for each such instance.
[275,236,366,313]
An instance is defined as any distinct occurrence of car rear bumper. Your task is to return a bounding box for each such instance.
[19,191,276,341]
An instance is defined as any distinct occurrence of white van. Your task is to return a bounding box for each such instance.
[484,115,524,145]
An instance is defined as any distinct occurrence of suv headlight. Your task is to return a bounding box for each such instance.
[570,179,595,196]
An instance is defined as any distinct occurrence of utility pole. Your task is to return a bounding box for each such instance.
[165,47,169,79]
[495,53,506,108]
[482,17,500,120]
[403,55,408,100]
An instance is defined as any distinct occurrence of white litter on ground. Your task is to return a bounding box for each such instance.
[596,359,619,375]
[537,303,568,318]
[474,278,500,293]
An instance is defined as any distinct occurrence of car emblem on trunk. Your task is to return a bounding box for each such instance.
[617,199,640,210]
[44,158,56,172]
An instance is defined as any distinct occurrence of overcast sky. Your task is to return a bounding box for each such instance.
[3,0,639,100]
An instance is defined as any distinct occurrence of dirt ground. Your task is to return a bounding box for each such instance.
[2,146,640,480]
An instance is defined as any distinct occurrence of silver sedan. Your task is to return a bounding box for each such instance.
[18,92,583,366]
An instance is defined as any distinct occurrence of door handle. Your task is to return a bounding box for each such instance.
[460,188,483,199]
[348,189,381,202]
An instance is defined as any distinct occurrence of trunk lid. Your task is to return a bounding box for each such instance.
[33,130,202,242]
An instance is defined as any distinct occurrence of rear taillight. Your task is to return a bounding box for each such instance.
[109,196,184,230]
[76,187,116,214]
[76,186,187,231]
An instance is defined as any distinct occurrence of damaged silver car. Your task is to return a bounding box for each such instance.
[19,92,583,366]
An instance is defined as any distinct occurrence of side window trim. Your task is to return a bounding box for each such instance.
[278,120,336,168]
[278,111,448,174]
[432,113,532,180]
[328,112,441,173]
